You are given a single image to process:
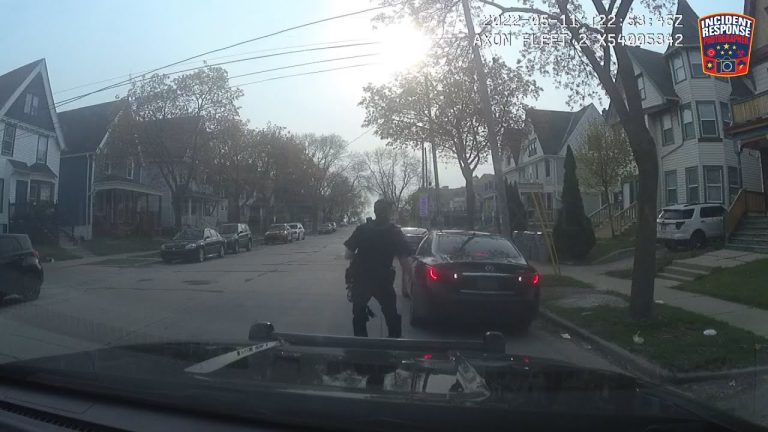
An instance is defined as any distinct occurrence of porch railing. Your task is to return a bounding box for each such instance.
[613,202,638,234]
[725,189,767,240]
[588,203,611,228]
[732,92,768,125]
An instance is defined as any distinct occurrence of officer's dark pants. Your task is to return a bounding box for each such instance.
[351,281,401,338]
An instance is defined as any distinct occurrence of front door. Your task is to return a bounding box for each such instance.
[15,180,28,205]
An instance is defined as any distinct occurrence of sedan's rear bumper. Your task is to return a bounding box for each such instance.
[421,285,539,318]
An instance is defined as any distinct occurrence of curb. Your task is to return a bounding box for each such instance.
[540,308,768,384]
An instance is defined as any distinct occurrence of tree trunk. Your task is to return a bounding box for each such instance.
[628,126,659,321]
[463,173,476,230]
[172,193,184,229]
[460,0,511,239]
[605,186,616,238]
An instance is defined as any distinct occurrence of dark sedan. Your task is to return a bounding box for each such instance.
[407,230,540,330]
[400,226,428,254]
[161,228,226,263]
[218,223,253,253]
[264,224,291,244]
[0,234,43,301]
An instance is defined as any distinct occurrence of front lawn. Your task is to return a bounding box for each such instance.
[586,235,635,263]
[675,259,768,310]
[547,296,768,373]
[541,274,593,289]
[81,237,167,256]
[36,245,83,262]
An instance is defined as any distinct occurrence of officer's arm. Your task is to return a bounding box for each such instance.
[343,227,360,261]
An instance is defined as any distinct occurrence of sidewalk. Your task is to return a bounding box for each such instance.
[533,258,768,338]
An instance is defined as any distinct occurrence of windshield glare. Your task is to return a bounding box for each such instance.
[173,229,203,240]
[435,235,524,261]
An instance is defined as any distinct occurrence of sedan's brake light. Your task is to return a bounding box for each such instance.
[531,272,540,286]
[425,265,440,282]
[32,250,39,258]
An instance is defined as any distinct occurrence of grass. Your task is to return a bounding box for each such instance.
[675,259,768,310]
[81,237,167,256]
[35,245,83,262]
[541,274,594,289]
[586,236,635,263]
[548,296,768,373]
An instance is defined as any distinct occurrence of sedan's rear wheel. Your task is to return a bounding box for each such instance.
[197,248,205,263]
[246,239,252,251]
[233,241,239,254]
[22,274,42,301]
[218,245,225,258]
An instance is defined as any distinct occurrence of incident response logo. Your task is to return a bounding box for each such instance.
[698,12,755,77]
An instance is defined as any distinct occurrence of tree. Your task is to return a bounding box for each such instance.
[506,180,527,231]
[373,0,670,319]
[361,147,421,215]
[302,134,348,230]
[122,67,242,229]
[209,118,253,223]
[576,122,634,237]
[554,146,596,260]
[360,50,537,229]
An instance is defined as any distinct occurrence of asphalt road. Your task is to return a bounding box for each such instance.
[0,227,615,372]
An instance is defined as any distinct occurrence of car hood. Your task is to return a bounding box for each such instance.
[0,334,747,431]
[220,233,238,239]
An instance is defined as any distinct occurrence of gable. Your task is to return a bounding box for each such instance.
[3,73,55,131]
[59,100,125,155]
[0,60,40,110]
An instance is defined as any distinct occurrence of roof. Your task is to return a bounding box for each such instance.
[670,0,700,48]
[58,100,126,155]
[627,47,676,100]
[6,160,58,178]
[0,60,43,109]
[501,127,525,164]
[526,105,591,155]
[730,77,754,100]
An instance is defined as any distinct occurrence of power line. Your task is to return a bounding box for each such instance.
[54,42,380,107]
[228,53,379,81]
[348,128,374,145]
[52,4,393,108]
[232,62,378,87]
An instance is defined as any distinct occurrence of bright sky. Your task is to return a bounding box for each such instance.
[0,0,743,188]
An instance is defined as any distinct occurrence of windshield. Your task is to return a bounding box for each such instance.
[219,225,238,234]
[173,229,203,240]
[435,234,524,261]
[3,1,765,428]
[660,209,695,220]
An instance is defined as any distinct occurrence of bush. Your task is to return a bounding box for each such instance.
[553,146,595,259]
[506,180,528,232]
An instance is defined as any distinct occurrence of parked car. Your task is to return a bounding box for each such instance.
[264,224,292,244]
[400,227,428,254]
[407,230,540,331]
[161,228,226,263]
[657,203,726,250]
[318,223,334,234]
[218,223,253,253]
[287,223,305,241]
[0,234,43,301]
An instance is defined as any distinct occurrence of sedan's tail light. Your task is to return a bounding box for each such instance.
[425,265,440,282]
[531,272,540,286]
[519,272,540,286]
[32,250,39,258]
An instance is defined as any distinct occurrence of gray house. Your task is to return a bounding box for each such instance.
[0,59,66,240]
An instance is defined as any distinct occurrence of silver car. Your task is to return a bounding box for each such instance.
[288,223,305,241]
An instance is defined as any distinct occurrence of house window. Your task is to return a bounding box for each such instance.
[36,136,48,164]
[696,101,719,137]
[545,159,551,177]
[636,74,646,100]
[29,180,53,204]
[720,102,732,130]
[704,166,723,203]
[105,160,112,174]
[665,170,678,205]
[527,138,537,156]
[688,51,706,78]
[0,178,4,213]
[661,113,674,146]
[23,94,39,116]
[126,159,135,179]
[1,124,16,156]
[680,104,694,140]
[728,166,740,202]
[685,167,699,203]
[672,53,686,83]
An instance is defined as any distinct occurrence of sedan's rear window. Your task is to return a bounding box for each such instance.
[435,235,524,261]
[174,229,203,240]
[660,209,694,220]
[269,224,286,230]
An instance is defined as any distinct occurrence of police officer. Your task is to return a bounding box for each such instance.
[344,199,411,338]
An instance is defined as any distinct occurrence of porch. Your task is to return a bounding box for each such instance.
[93,181,162,238]
[179,193,227,229]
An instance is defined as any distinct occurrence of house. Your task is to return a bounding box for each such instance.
[475,173,497,227]
[502,103,604,222]
[718,0,768,252]
[58,100,164,240]
[58,105,228,238]
[0,59,66,242]
[611,0,763,216]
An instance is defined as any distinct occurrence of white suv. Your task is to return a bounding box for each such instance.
[657,204,726,250]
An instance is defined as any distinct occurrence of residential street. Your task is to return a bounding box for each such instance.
[0,227,613,371]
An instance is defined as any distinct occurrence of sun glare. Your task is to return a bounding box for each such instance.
[378,22,432,73]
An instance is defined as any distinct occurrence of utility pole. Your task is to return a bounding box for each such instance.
[460,0,511,238]
[431,142,440,228]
